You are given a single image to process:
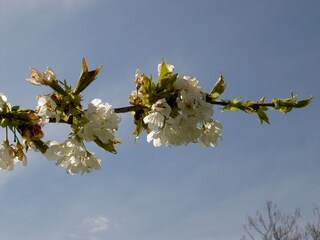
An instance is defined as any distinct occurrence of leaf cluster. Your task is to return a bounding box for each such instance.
[207,76,312,124]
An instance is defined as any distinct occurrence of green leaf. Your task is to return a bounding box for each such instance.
[233,97,241,104]
[222,104,231,112]
[209,73,226,99]
[156,74,177,93]
[257,109,270,124]
[272,93,312,114]
[294,96,313,108]
[32,139,49,155]
[210,92,220,99]
[94,138,119,154]
[11,105,20,112]
[230,106,238,112]
[259,96,266,103]
[222,100,239,112]
[74,58,102,94]
[158,59,169,80]
[156,59,176,92]
[46,80,66,95]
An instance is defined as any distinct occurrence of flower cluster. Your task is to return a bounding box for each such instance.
[45,139,101,175]
[21,63,121,174]
[77,99,121,145]
[0,140,27,170]
[0,94,30,171]
[131,62,222,147]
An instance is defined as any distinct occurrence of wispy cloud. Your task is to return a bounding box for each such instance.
[82,216,110,233]
[68,215,110,240]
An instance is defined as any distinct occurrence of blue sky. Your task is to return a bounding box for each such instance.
[0,0,319,239]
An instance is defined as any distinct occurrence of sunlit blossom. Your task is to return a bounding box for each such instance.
[199,120,222,147]
[45,139,101,175]
[0,141,27,170]
[144,112,165,129]
[36,94,60,124]
[26,67,56,86]
[77,99,121,144]
[142,68,221,148]
[144,98,171,129]
[173,75,202,92]
[151,98,171,117]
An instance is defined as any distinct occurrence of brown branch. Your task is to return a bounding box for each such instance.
[206,100,275,108]
[113,100,276,114]
[114,105,147,113]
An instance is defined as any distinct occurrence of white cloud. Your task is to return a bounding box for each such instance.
[82,216,110,233]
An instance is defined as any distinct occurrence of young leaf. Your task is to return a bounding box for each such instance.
[158,59,169,80]
[257,109,270,124]
[74,58,102,94]
[156,59,176,92]
[210,73,226,99]
[294,96,313,108]
[11,105,20,112]
[94,138,119,154]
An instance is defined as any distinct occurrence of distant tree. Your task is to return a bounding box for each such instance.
[304,206,320,240]
[242,201,320,240]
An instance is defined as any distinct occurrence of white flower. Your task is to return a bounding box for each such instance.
[36,94,60,124]
[199,120,222,147]
[78,99,121,144]
[146,114,199,147]
[174,74,213,120]
[78,122,98,141]
[144,99,172,130]
[168,114,201,145]
[86,99,119,126]
[144,112,165,129]
[177,90,199,116]
[44,139,101,175]
[146,129,169,147]
[195,101,214,122]
[151,98,171,117]
[173,75,202,92]
[26,67,56,85]
[177,90,213,121]
[0,141,16,170]
[44,140,61,160]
